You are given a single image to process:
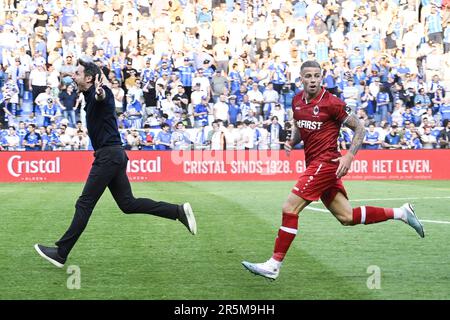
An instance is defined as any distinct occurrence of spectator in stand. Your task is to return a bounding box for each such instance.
[42,97,61,127]
[23,124,42,151]
[207,120,226,150]
[125,93,143,129]
[247,82,264,120]
[29,64,48,114]
[262,82,279,121]
[178,57,196,100]
[58,125,74,151]
[391,100,406,127]
[411,100,428,126]
[267,116,285,150]
[126,129,143,151]
[420,126,437,149]
[112,79,125,114]
[194,96,210,128]
[342,78,359,112]
[227,95,241,126]
[141,124,155,151]
[439,119,450,148]
[171,121,191,150]
[58,84,78,128]
[363,123,382,150]
[59,53,77,86]
[154,123,172,150]
[410,131,423,149]
[382,124,402,149]
[71,129,89,150]
[228,63,242,96]
[432,86,445,115]
[360,85,376,119]
[1,125,20,151]
[213,94,229,124]
[191,83,207,107]
[376,86,391,124]
[211,69,229,103]
[440,96,450,122]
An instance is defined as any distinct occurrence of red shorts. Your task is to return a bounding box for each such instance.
[291,160,348,207]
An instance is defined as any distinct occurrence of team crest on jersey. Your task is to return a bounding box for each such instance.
[344,105,352,115]
[313,105,320,116]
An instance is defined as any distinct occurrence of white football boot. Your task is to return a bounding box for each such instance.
[242,260,280,280]
[400,203,425,238]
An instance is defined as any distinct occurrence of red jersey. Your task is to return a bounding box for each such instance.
[292,88,351,166]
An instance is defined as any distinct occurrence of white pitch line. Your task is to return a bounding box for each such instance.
[349,196,450,202]
[419,219,450,225]
[305,206,450,224]
[306,206,329,213]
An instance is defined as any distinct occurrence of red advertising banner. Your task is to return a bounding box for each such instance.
[0,150,449,183]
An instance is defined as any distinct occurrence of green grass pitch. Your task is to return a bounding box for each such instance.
[0,180,449,300]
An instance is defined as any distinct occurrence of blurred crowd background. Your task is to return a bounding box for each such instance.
[1,0,450,151]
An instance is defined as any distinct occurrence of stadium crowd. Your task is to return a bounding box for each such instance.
[1,0,450,151]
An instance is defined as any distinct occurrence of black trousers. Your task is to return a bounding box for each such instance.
[55,145,180,258]
[31,85,47,113]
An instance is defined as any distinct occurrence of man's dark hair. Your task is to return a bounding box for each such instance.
[78,58,101,82]
[443,119,449,127]
[161,123,169,129]
[300,60,321,73]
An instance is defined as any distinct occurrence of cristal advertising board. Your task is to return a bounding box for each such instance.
[0,150,448,182]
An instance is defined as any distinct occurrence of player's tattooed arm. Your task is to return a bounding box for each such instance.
[333,112,365,178]
[343,113,365,157]
[285,122,301,155]
[290,124,302,146]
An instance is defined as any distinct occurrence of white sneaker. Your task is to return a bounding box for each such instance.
[179,203,197,235]
[401,203,425,238]
[242,260,280,280]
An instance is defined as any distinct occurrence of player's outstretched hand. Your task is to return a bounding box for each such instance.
[332,153,354,179]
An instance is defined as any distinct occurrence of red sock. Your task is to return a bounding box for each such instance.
[352,206,394,225]
[272,212,299,262]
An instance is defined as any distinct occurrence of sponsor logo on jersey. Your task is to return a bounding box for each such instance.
[296,120,323,130]
[7,155,60,177]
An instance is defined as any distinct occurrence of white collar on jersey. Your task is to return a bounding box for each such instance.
[303,88,326,105]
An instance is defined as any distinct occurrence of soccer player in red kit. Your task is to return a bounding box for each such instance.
[242,61,424,280]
